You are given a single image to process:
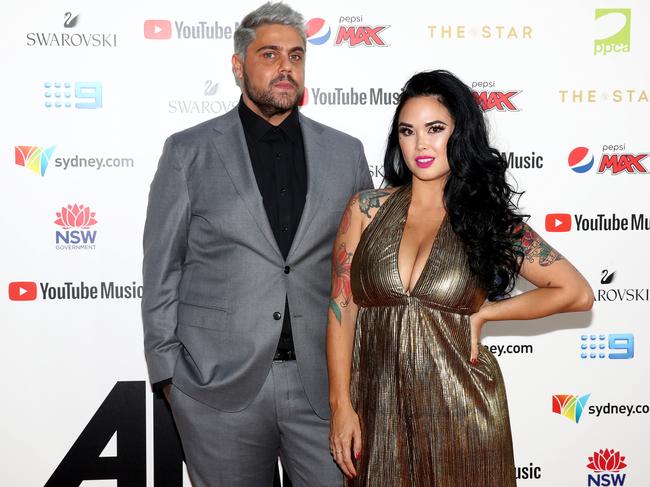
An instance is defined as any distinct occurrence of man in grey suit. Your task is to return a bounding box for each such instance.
[142,2,373,486]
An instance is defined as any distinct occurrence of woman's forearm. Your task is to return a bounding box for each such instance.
[479,284,593,322]
[326,307,357,411]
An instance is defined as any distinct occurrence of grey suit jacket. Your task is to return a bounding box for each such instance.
[142,107,373,418]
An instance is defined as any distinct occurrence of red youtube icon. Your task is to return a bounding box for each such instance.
[9,281,37,301]
[545,213,572,232]
[144,20,172,40]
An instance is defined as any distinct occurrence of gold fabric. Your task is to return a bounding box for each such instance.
[349,184,516,486]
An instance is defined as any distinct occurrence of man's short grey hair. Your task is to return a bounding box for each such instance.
[234,2,307,60]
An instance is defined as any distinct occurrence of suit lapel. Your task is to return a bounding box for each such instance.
[287,114,327,261]
[211,111,283,260]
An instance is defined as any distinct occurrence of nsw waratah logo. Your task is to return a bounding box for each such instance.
[54,204,98,250]
[552,394,591,423]
[587,449,627,486]
[568,147,595,173]
[306,18,331,45]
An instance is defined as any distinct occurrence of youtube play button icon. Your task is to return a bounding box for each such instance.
[144,20,172,40]
[9,281,37,301]
[545,213,572,232]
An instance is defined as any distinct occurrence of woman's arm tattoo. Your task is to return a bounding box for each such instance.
[514,223,564,266]
[329,243,353,324]
[358,189,390,219]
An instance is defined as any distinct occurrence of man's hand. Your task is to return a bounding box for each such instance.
[163,384,172,403]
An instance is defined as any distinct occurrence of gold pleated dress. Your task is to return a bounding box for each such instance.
[348,184,516,486]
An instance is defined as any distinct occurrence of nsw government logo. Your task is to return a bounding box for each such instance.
[595,9,631,56]
[587,449,627,486]
[54,204,98,250]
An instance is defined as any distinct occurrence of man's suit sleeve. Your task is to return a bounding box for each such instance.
[353,140,374,192]
[141,135,189,387]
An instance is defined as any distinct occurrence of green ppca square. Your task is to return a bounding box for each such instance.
[594,8,631,55]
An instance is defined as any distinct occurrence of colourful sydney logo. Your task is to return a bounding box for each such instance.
[552,394,591,423]
[54,204,98,229]
[15,145,56,176]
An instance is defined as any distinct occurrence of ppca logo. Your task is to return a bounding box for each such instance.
[595,9,631,55]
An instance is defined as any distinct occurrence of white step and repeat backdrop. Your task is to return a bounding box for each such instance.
[1,0,648,486]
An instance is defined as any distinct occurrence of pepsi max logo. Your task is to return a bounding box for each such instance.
[568,146,648,174]
[568,147,594,173]
[306,18,331,45]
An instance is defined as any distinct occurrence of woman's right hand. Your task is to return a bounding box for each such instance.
[329,402,362,479]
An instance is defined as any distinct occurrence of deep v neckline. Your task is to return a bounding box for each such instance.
[395,186,447,296]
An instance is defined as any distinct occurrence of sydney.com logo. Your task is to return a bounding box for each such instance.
[14,145,134,177]
[552,394,649,424]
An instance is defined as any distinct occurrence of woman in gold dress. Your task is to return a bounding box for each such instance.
[326,70,593,486]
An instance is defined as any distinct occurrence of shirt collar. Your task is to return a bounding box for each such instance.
[238,97,301,145]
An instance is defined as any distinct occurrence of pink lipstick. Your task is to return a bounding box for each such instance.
[415,156,435,168]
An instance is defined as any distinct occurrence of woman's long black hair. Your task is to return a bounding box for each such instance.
[383,70,526,300]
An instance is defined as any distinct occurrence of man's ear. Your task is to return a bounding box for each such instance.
[232,54,244,83]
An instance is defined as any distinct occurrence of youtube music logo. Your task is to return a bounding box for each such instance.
[144,20,171,40]
[546,213,572,232]
[9,281,37,301]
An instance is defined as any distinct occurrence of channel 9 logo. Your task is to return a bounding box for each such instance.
[44,81,102,109]
[580,334,634,360]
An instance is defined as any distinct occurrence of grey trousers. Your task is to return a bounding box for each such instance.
[170,361,343,487]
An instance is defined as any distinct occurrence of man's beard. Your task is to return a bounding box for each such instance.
[243,72,303,118]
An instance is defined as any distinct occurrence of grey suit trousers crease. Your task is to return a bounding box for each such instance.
[170,362,343,487]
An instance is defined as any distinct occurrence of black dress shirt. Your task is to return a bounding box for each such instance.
[238,99,307,357]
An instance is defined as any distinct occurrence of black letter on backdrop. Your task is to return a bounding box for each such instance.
[153,390,184,486]
[45,381,146,486]
[45,380,291,486]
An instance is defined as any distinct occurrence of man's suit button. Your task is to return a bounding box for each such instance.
[284,266,291,274]
[273,312,282,320]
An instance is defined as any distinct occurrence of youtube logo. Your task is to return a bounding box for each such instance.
[144,20,172,40]
[546,213,572,232]
[9,281,37,301]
